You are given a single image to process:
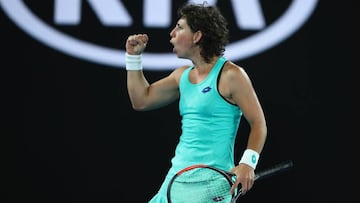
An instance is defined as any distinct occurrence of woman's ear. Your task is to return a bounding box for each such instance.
[193,30,202,44]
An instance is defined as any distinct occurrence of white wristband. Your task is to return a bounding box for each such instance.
[125,53,142,70]
[239,149,259,169]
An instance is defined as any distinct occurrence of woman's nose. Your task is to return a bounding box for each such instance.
[169,28,175,38]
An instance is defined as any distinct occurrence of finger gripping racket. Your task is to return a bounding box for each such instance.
[167,160,293,203]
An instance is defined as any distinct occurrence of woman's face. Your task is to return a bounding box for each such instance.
[169,18,196,59]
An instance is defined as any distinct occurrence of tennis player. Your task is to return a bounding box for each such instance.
[125,2,267,202]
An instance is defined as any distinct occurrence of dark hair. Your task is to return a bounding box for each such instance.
[177,2,229,63]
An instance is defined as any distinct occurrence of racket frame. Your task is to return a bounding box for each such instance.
[166,160,294,203]
[166,164,238,203]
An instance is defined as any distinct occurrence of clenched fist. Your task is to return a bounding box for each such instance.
[126,34,149,55]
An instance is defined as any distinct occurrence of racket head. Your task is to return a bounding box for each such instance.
[167,164,236,203]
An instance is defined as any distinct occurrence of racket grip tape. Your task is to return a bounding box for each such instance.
[255,160,294,181]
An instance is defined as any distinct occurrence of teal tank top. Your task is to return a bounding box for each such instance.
[148,57,243,202]
[170,56,242,175]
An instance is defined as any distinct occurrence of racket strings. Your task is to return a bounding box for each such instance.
[169,168,232,202]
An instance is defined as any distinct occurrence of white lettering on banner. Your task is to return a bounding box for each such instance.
[55,0,132,26]
[54,0,263,28]
[230,0,265,29]
[0,0,318,70]
[144,0,171,27]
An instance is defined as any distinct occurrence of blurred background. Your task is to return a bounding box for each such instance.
[2,1,358,202]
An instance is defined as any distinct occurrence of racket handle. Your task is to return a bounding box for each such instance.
[255,160,293,181]
[232,160,294,202]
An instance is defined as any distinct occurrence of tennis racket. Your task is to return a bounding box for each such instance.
[167,160,294,203]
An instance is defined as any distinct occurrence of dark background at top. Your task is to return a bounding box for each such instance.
[2,1,358,202]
